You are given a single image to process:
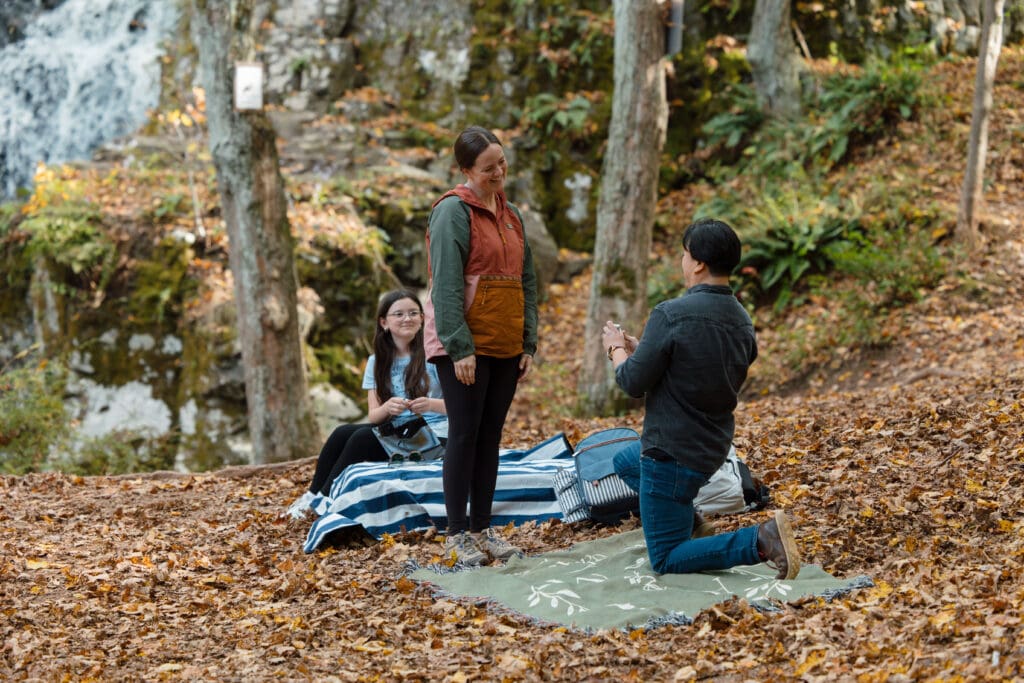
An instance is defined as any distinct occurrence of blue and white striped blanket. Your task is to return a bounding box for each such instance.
[295,434,574,553]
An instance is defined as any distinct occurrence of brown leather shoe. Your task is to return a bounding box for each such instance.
[756,510,801,580]
[692,511,716,539]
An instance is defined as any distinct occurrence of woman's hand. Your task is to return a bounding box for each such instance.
[518,353,533,381]
[454,355,476,385]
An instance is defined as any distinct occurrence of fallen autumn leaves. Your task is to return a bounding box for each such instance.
[4,51,1024,682]
[2,237,1022,680]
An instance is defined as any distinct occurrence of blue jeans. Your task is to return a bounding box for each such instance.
[636,455,760,574]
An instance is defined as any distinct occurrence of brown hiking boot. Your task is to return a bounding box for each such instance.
[692,511,716,539]
[756,510,801,580]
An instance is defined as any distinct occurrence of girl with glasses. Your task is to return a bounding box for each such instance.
[307,289,447,496]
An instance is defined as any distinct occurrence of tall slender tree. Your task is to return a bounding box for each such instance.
[191,0,320,463]
[957,0,1007,251]
[578,0,668,415]
[747,0,803,118]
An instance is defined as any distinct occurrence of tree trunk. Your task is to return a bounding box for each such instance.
[747,0,802,119]
[956,0,1006,251]
[578,0,668,416]
[191,0,320,463]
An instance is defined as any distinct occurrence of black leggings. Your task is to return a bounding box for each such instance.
[435,355,520,534]
[308,423,387,495]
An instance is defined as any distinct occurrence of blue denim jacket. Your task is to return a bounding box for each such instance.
[614,284,757,474]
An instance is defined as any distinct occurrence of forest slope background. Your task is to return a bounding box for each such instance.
[2,48,1024,681]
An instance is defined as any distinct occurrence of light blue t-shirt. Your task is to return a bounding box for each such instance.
[362,355,448,438]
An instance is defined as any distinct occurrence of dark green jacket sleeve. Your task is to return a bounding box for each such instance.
[428,196,476,361]
[512,204,539,356]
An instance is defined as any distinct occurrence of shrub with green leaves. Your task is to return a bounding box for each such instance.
[1,203,33,310]
[523,92,595,138]
[531,7,614,83]
[690,187,860,310]
[22,209,115,286]
[56,430,176,476]
[516,90,610,184]
[824,211,948,313]
[688,48,941,315]
[18,167,117,296]
[701,83,765,156]
[735,191,861,309]
[0,358,69,474]
[130,237,198,324]
[702,47,935,181]
[805,50,933,169]
[0,202,18,232]
[0,353,180,475]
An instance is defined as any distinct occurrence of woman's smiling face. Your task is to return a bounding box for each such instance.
[463,143,507,193]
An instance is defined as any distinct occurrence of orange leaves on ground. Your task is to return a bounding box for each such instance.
[4,47,1024,683]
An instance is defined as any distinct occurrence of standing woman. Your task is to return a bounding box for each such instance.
[423,126,538,566]
[307,289,447,497]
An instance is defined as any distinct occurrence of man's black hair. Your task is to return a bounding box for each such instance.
[681,218,741,276]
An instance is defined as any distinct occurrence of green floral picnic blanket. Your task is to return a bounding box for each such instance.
[410,529,872,631]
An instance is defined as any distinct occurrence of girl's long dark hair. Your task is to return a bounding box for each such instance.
[373,289,430,404]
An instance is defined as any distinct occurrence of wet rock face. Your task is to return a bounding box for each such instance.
[347,0,473,115]
[0,0,179,199]
[0,0,67,48]
[257,0,359,111]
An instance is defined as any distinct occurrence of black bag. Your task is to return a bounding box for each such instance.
[372,415,444,464]
[737,459,771,510]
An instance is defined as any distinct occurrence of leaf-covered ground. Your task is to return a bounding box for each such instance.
[2,51,1024,681]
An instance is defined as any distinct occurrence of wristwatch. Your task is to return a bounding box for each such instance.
[607,345,625,361]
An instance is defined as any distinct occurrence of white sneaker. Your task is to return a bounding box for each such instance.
[443,531,487,566]
[284,490,316,519]
[473,527,524,561]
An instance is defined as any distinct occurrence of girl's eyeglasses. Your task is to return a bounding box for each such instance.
[387,310,421,320]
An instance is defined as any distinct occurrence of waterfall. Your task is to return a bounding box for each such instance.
[0,0,179,200]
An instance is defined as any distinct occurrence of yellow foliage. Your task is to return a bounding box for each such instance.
[929,608,956,629]
[794,648,827,676]
[861,580,893,604]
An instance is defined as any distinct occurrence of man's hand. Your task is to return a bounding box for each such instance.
[601,321,627,353]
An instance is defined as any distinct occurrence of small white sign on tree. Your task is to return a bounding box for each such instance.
[233,62,264,110]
